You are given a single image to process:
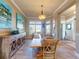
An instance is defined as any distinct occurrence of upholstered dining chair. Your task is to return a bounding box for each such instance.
[42,39,59,59]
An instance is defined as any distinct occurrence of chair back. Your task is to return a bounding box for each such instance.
[42,39,59,59]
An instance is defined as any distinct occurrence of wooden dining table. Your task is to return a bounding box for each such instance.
[30,34,43,57]
[30,34,43,48]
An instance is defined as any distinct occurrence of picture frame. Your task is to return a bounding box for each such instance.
[66,23,71,30]
[16,12,25,33]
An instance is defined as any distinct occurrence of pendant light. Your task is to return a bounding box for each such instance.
[39,5,46,20]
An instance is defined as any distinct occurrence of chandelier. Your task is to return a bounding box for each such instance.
[39,5,46,20]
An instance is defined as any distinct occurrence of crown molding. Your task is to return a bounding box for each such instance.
[53,0,75,15]
[11,0,27,18]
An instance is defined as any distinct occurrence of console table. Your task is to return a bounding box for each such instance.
[1,33,26,59]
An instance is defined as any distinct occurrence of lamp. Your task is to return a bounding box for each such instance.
[39,5,46,20]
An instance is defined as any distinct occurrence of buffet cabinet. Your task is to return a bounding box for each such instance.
[1,33,26,59]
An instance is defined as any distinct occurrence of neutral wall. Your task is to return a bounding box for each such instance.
[76,0,79,53]
[53,14,61,39]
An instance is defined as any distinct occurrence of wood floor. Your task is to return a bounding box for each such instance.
[11,40,79,59]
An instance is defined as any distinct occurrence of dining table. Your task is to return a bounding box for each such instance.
[30,34,43,57]
[30,34,43,48]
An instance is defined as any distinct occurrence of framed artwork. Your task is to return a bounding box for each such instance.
[16,12,25,33]
[0,2,12,29]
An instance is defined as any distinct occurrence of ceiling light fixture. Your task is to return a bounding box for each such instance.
[74,11,76,14]
[39,5,46,20]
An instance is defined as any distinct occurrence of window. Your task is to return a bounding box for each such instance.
[46,21,51,34]
[36,25,41,33]
[29,25,35,34]
[29,21,42,34]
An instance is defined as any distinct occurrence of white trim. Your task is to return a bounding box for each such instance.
[66,15,76,22]
[53,0,68,15]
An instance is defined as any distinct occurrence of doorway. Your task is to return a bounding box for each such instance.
[60,4,76,41]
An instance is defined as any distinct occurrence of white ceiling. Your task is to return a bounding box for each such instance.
[61,5,76,19]
[12,0,65,17]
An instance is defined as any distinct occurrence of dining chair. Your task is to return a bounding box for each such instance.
[42,39,59,59]
[36,47,43,59]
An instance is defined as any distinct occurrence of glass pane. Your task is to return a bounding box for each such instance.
[29,25,35,34]
[36,21,41,24]
[29,21,42,34]
[46,25,50,34]
[29,21,35,24]
[46,21,50,24]
[36,25,41,33]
